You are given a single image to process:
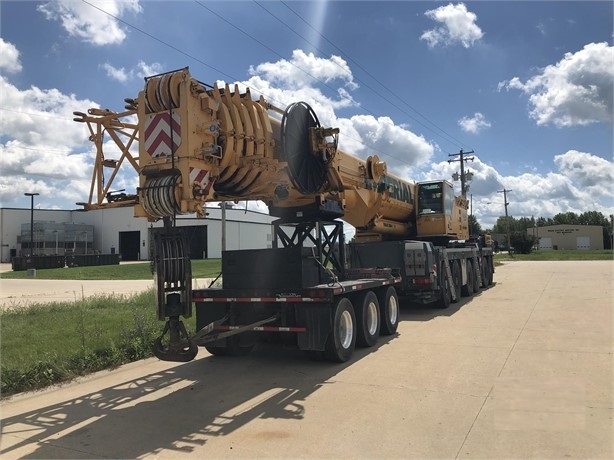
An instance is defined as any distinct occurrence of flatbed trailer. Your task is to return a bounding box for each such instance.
[151,218,493,364]
[190,275,402,362]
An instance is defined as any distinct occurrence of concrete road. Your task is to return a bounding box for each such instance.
[1,261,612,458]
[0,262,214,308]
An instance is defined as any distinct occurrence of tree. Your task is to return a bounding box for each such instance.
[552,212,579,225]
[468,214,482,236]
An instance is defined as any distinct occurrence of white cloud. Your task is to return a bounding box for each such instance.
[421,3,484,48]
[249,50,358,93]
[0,76,97,149]
[554,150,614,189]
[101,61,164,82]
[0,76,102,207]
[0,38,22,74]
[349,115,434,171]
[102,63,130,82]
[136,61,164,79]
[499,42,614,127]
[458,112,491,133]
[37,0,142,46]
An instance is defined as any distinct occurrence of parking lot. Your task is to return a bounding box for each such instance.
[1,261,612,458]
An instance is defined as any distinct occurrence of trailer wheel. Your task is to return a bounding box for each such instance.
[324,297,356,362]
[461,260,474,297]
[378,286,399,336]
[451,261,462,303]
[355,291,380,347]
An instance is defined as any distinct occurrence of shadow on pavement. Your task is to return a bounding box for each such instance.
[1,335,396,458]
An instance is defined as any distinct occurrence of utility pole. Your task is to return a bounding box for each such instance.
[498,188,512,254]
[448,149,474,197]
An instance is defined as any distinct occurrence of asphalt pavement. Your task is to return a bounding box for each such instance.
[0,260,612,458]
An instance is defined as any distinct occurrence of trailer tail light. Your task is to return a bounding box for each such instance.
[413,277,433,285]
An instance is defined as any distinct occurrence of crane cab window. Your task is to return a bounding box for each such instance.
[418,182,454,215]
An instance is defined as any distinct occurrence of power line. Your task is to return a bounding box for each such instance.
[77,0,463,168]
[279,0,471,152]
[196,1,461,164]
[77,0,425,168]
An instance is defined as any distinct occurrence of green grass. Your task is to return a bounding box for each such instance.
[0,290,197,397]
[0,259,222,280]
[494,249,613,262]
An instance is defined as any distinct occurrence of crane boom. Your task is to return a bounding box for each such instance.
[128,68,466,240]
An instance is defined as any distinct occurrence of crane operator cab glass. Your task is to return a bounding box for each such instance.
[416,181,466,239]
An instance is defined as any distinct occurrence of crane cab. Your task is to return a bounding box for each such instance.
[416,181,469,241]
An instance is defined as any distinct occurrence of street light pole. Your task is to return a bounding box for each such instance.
[498,188,512,255]
[24,192,39,257]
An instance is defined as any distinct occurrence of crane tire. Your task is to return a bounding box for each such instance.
[451,261,462,303]
[473,258,481,293]
[485,258,494,286]
[437,266,452,309]
[461,260,474,297]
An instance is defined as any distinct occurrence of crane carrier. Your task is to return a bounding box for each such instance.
[74,68,494,363]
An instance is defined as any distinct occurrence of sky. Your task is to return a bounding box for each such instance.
[1,0,613,229]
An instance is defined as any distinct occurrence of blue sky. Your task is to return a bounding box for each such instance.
[1,0,612,228]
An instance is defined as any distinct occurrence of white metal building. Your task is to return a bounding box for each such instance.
[0,205,275,263]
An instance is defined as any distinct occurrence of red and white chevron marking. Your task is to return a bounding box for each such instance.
[144,112,181,158]
[189,167,215,194]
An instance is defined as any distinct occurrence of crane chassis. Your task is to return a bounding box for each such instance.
[75,68,494,363]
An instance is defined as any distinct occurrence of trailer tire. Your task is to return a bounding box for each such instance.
[451,261,462,303]
[378,286,399,336]
[461,260,474,297]
[355,291,380,347]
[324,297,356,362]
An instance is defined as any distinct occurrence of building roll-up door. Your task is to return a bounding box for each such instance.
[576,236,590,250]
[539,237,553,250]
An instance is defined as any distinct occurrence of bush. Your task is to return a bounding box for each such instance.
[510,232,538,254]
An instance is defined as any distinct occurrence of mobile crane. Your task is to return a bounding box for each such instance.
[74,68,494,363]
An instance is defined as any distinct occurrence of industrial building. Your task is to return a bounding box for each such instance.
[532,224,604,251]
[0,205,275,263]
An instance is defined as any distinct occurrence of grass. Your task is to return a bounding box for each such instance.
[494,249,613,262]
[0,289,197,397]
[0,258,222,280]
